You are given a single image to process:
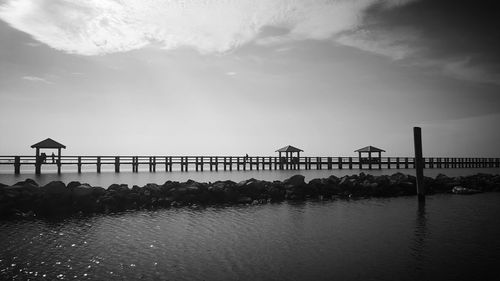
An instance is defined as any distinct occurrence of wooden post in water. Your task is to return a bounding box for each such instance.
[414,127,425,203]
[348,157,352,169]
[339,157,343,169]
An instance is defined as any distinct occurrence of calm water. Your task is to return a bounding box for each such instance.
[1,193,499,280]
[1,168,500,187]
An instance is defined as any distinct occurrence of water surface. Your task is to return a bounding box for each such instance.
[1,193,499,280]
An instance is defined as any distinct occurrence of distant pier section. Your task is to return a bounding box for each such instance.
[1,141,499,174]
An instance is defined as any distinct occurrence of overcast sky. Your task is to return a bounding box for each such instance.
[1,0,500,157]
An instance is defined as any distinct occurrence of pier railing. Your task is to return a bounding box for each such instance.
[1,155,499,175]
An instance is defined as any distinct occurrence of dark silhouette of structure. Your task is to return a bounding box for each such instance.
[276,145,303,169]
[31,138,66,174]
[355,145,385,169]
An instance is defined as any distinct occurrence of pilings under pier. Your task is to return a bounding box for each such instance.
[2,155,499,175]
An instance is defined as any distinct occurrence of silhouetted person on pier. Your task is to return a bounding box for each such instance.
[51,152,55,163]
[41,153,47,163]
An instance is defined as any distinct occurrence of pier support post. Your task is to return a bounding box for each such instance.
[348,157,353,169]
[358,152,362,170]
[368,152,372,170]
[78,156,82,173]
[115,156,120,173]
[97,157,101,173]
[414,127,425,203]
[14,156,21,174]
[35,147,41,175]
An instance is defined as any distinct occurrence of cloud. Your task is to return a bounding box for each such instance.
[0,0,415,55]
[336,28,419,60]
[441,59,500,85]
[22,75,53,84]
[25,42,41,47]
[353,0,500,84]
[225,72,237,76]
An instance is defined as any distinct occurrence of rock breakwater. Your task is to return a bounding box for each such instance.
[1,172,499,218]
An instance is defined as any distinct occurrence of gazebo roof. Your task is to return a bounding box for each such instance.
[276,145,303,152]
[31,138,66,149]
[355,146,385,153]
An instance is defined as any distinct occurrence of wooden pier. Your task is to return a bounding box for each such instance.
[1,155,499,175]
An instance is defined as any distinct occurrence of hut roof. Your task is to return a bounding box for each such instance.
[355,146,385,153]
[276,145,303,152]
[31,138,66,149]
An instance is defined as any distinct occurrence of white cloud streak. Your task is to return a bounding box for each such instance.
[0,0,415,55]
[336,28,420,60]
[22,75,53,84]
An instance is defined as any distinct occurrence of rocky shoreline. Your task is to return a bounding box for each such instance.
[1,172,499,218]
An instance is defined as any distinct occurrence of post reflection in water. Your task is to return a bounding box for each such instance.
[412,201,428,279]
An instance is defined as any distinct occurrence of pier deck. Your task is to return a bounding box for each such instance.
[1,156,499,174]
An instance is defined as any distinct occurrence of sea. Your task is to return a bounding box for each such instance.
[1,167,500,280]
[1,166,500,187]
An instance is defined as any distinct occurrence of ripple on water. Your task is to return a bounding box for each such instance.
[1,195,500,280]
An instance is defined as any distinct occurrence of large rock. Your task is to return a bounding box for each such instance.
[72,185,93,197]
[42,181,68,195]
[283,175,306,188]
[67,181,82,189]
[237,196,253,204]
[71,185,98,213]
[15,178,39,187]
[38,181,71,215]
[92,186,106,197]
[237,179,267,199]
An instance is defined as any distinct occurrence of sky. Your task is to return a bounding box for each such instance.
[1,0,500,157]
